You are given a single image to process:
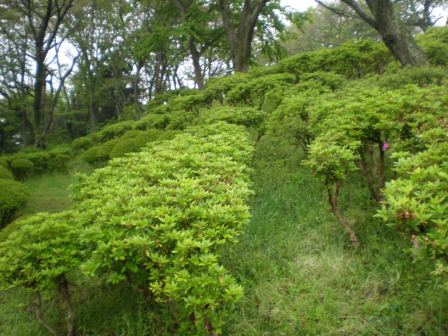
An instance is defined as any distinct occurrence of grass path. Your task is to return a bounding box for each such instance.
[19,173,76,216]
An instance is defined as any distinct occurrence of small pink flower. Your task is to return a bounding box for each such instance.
[382,142,389,151]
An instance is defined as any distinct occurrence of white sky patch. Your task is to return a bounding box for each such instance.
[280,0,317,12]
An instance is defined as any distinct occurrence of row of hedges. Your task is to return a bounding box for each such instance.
[0,122,254,335]
[0,164,29,227]
[0,146,71,179]
[268,65,448,279]
[79,129,180,165]
[43,27,446,172]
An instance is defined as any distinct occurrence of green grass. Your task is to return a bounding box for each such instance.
[19,173,76,215]
[0,136,447,335]
[221,136,448,335]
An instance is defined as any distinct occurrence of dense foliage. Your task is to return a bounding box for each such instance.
[0,179,28,227]
[0,122,253,335]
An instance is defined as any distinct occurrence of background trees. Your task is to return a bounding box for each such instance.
[315,0,447,65]
[0,0,445,151]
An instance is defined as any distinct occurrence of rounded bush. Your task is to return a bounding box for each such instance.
[18,152,49,174]
[0,166,14,180]
[47,146,71,171]
[10,158,34,179]
[0,179,28,227]
[0,158,8,168]
[109,137,142,158]
[81,139,118,164]
[71,136,93,151]
[109,129,178,159]
[96,120,136,142]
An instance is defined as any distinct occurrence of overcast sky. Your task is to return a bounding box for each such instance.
[280,0,317,12]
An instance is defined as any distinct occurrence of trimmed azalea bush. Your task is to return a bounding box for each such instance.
[377,129,448,288]
[10,158,34,180]
[227,73,296,109]
[71,135,95,151]
[80,139,119,165]
[417,26,448,66]
[0,166,14,180]
[0,178,28,226]
[0,146,71,177]
[109,129,179,158]
[198,106,267,140]
[0,211,85,335]
[0,122,254,335]
[278,39,392,79]
[73,122,253,334]
[376,66,447,88]
[95,120,136,142]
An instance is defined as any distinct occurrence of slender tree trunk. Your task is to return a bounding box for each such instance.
[33,51,46,148]
[327,181,359,247]
[88,89,97,131]
[57,275,76,336]
[31,293,58,336]
[376,142,385,200]
[358,149,381,202]
[189,39,205,89]
[133,64,143,104]
[20,109,29,147]
[219,0,269,72]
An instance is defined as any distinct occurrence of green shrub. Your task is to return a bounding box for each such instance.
[71,135,94,151]
[0,158,8,168]
[109,129,178,158]
[17,151,49,174]
[377,139,448,288]
[0,211,84,334]
[169,92,210,112]
[96,120,136,142]
[298,71,347,91]
[268,89,323,151]
[47,146,71,171]
[80,139,119,165]
[417,26,448,66]
[73,122,253,334]
[204,72,253,103]
[278,39,391,78]
[227,73,296,108]
[0,178,28,227]
[134,113,171,130]
[0,166,13,180]
[198,106,267,139]
[376,66,447,88]
[10,158,34,179]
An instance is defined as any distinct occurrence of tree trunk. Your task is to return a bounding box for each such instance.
[189,39,205,89]
[339,0,428,66]
[372,0,428,67]
[219,0,269,72]
[31,293,58,336]
[327,181,360,247]
[57,275,76,336]
[89,89,97,131]
[33,52,46,148]
[133,64,143,104]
